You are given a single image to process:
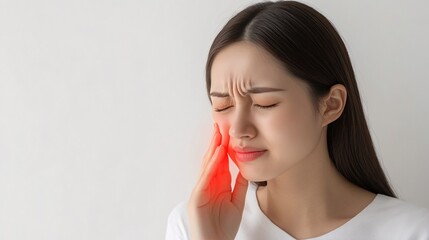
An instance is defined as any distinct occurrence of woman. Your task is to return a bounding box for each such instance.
[166,1,429,239]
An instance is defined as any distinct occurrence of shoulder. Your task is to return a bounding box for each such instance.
[165,201,190,240]
[364,194,429,238]
[376,194,429,220]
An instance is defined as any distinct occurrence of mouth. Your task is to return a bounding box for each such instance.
[233,148,267,162]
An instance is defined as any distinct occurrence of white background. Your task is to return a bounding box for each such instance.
[0,0,428,239]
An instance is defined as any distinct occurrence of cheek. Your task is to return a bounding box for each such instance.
[268,103,319,160]
[212,114,230,147]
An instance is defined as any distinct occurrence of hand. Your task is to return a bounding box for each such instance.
[188,123,249,240]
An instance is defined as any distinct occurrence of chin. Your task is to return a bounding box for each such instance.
[239,168,269,182]
[228,152,275,182]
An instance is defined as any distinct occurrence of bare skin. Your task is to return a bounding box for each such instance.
[188,123,248,240]
[255,124,376,238]
[188,41,376,239]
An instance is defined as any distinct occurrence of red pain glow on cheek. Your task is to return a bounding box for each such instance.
[206,127,232,200]
[208,150,231,197]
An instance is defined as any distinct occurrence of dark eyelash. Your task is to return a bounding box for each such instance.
[214,106,232,112]
[256,103,279,109]
[214,103,278,112]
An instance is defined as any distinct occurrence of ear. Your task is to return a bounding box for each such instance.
[319,84,347,127]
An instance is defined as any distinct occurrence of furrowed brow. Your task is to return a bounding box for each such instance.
[209,87,285,98]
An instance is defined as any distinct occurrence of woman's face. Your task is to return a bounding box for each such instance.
[210,41,325,182]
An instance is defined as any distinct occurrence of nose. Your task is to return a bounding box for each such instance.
[228,107,256,140]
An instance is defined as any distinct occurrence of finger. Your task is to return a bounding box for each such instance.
[192,145,224,207]
[231,172,248,211]
[201,123,221,171]
[215,139,230,177]
[212,127,231,193]
[212,145,231,194]
[215,126,229,176]
[221,126,230,149]
[195,145,225,193]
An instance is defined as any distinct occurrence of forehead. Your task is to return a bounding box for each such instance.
[210,41,293,89]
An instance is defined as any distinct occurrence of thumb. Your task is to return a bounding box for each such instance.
[231,172,248,211]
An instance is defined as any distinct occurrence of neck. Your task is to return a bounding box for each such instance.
[257,130,375,238]
[264,156,353,218]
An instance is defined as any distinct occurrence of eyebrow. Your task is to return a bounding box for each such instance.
[209,87,285,98]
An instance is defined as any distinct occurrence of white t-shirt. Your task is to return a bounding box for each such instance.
[166,182,429,240]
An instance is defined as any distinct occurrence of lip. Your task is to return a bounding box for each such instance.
[233,146,266,153]
[233,147,267,162]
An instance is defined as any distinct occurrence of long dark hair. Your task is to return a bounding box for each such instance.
[205,0,396,197]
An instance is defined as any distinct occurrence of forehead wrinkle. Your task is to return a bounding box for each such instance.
[227,74,252,99]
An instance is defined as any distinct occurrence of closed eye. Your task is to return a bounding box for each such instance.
[255,103,279,109]
[214,103,279,112]
[214,106,232,112]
